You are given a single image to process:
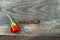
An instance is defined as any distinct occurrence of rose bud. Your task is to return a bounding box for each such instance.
[10,22,20,33]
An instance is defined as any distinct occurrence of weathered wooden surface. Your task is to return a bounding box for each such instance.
[0,0,60,37]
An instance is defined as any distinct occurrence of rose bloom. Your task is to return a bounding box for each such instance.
[10,22,20,33]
